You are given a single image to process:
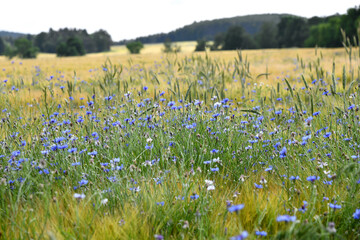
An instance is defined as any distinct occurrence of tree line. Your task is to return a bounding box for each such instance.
[194,6,360,51]
[0,28,112,58]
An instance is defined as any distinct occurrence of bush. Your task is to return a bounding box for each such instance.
[0,37,5,55]
[56,37,86,57]
[194,39,208,52]
[4,38,38,59]
[4,46,17,59]
[162,39,181,53]
[126,41,144,54]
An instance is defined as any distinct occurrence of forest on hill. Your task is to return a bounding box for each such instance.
[118,6,360,50]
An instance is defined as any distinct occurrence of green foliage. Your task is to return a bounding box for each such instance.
[194,39,209,52]
[119,14,286,44]
[162,39,181,53]
[126,41,144,54]
[56,37,86,57]
[4,38,38,59]
[255,22,278,48]
[340,6,360,40]
[223,25,256,50]
[0,37,5,55]
[4,46,17,59]
[304,17,342,47]
[34,28,112,54]
[211,33,225,50]
[277,16,309,47]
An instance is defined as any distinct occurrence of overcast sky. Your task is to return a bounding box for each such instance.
[1,0,358,41]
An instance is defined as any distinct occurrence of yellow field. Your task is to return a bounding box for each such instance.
[0,42,355,88]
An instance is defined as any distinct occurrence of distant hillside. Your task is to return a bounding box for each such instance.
[0,31,27,39]
[117,14,294,44]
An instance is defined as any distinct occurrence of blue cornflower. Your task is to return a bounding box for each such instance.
[211,149,219,154]
[329,203,341,209]
[68,148,77,153]
[279,147,287,158]
[145,144,153,150]
[289,176,300,180]
[254,183,263,189]
[167,101,175,107]
[255,231,267,236]
[88,151,97,156]
[276,215,296,222]
[230,231,248,240]
[348,104,355,110]
[79,179,88,186]
[264,166,273,172]
[156,201,165,206]
[323,132,331,138]
[228,204,244,213]
[353,209,360,219]
[307,176,320,182]
[190,194,199,200]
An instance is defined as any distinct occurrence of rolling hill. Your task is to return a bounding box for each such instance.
[117,13,294,44]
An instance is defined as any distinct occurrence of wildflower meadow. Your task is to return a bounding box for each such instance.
[0,42,359,239]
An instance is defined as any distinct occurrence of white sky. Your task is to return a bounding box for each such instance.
[0,0,358,41]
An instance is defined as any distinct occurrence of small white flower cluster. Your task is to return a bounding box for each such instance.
[205,179,215,191]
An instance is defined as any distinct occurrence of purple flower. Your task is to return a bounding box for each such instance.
[228,204,245,213]
[190,194,199,200]
[211,149,219,154]
[289,176,300,180]
[230,231,248,240]
[79,179,88,186]
[353,209,360,219]
[154,234,164,240]
[276,215,296,222]
[329,203,341,209]
[279,147,287,158]
[307,176,320,182]
[255,231,267,236]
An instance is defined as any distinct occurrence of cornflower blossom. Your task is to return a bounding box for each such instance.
[230,231,248,240]
[353,209,360,219]
[228,204,245,213]
[276,215,296,222]
[255,231,267,236]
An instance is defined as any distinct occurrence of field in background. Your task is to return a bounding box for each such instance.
[0,42,352,86]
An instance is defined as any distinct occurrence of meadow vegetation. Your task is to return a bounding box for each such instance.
[0,42,359,239]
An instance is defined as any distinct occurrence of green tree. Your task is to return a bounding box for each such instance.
[162,39,181,53]
[211,33,225,50]
[256,22,278,49]
[222,26,256,50]
[4,46,17,59]
[0,37,5,55]
[194,39,208,52]
[277,16,309,47]
[304,17,342,47]
[126,41,144,54]
[56,37,86,57]
[11,38,38,58]
[92,30,112,52]
[341,6,360,40]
